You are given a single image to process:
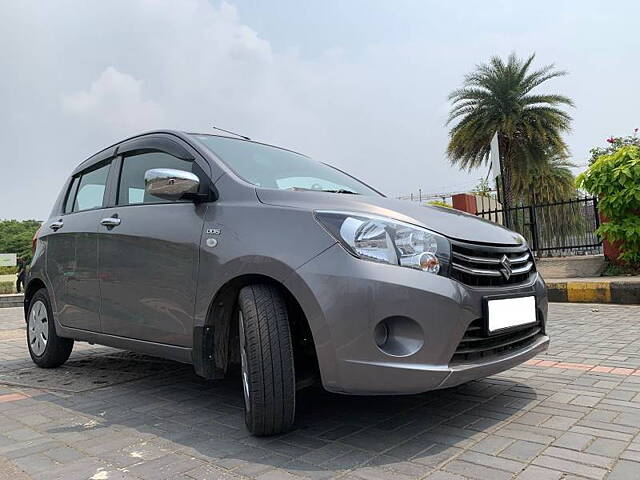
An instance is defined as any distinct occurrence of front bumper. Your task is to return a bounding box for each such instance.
[287,244,548,395]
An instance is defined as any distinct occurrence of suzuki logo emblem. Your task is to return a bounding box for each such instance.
[500,255,512,280]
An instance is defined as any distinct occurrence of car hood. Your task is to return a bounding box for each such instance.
[256,188,525,246]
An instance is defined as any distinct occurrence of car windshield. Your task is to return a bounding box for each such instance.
[189,134,382,196]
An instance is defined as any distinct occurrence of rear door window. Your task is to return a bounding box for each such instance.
[73,162,111,212]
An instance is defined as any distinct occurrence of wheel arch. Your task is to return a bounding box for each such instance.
[193,273,319,380]
[23,277,47,321]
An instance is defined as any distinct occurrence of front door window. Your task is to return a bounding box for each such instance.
[117,152,193,206]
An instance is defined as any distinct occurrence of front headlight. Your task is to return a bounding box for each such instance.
[315,211,450,274]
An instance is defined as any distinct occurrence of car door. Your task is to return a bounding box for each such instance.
[97,136,209,347]
[45,159,113,332]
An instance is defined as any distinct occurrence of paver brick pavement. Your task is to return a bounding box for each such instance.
[0,303,639,479]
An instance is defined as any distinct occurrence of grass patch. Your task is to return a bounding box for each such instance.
[0,281,15,294]
[0,266,17,275]
[603,261,640,277]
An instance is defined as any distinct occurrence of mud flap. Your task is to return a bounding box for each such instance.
[192,325,226,379]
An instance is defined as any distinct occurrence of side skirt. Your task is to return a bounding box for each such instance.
[56,324,193,364]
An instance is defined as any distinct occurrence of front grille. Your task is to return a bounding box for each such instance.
[450,241,535,287]
[450,318,542,365]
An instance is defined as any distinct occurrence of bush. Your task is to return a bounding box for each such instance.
[0,281,15,294]
[589,130,640,165]
[0,219,41,264]
[603,260,640,277]
[0,266,17,275]
[428,200,453,208]
[577,145,640,265]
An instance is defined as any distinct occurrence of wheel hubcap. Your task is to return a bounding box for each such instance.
[28,300,48,356]
[239,310,250,412]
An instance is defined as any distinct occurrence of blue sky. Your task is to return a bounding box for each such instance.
[1,0,639,219]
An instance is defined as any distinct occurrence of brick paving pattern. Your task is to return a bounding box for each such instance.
[0,304,639,479]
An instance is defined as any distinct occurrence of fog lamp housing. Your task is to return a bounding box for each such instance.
[373,316,424,357]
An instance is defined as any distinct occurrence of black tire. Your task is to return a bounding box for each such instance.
[238,284,296,436]
[27,288,74,368]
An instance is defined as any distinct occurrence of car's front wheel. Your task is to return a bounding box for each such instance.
[27,288,74,368]
[237,284,296,436]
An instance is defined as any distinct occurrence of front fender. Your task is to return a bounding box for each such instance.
[192,254,328,379]
[193,254,324,328]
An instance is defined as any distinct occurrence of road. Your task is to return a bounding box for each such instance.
[0,304,639,479]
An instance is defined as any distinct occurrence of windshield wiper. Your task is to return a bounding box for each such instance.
[287,187,360,195]
[320,189,360,195]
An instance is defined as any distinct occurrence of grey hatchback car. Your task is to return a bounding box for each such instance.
[25,130,549,435]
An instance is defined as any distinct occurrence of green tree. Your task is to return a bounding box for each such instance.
[0,220,42,263]
[471,178,493,198]
[447,53,574,209]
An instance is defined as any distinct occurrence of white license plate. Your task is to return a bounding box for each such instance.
[487,296,536,333]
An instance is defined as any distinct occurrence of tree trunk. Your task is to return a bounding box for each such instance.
[498,134,515,228]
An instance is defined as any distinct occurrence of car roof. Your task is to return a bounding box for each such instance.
[72,129,307,175]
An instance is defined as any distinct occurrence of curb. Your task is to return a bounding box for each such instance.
[0,294,24,309]
[547,281,640,304]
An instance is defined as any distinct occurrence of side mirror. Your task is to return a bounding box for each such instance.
[144,168,200,201]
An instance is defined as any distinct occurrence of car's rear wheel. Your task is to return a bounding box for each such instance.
[237,284,296,436]
[27,288,74,368]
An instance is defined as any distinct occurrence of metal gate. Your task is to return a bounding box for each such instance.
[476,196,602,257]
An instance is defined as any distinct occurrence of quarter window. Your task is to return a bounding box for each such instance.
[73,162,111,212]
[117,151,193,205]
[64,177,80,213]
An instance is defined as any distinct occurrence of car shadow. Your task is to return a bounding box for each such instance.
[36,351,539,477]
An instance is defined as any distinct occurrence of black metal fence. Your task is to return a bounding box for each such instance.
[476,196,602,257]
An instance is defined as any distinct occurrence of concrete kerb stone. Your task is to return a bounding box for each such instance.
[546,278,640,304]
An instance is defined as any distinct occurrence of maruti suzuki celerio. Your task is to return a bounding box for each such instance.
[25,130,549,435]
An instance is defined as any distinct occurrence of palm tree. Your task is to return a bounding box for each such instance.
[511,153,577,204]
[510,153,587,254]
[447,53,574,212]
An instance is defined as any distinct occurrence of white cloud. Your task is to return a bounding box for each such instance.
[61,66,165,135]
[1,0,638,219]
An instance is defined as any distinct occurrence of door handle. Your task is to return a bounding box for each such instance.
[49,220,63,231]
[100,217,121,227]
